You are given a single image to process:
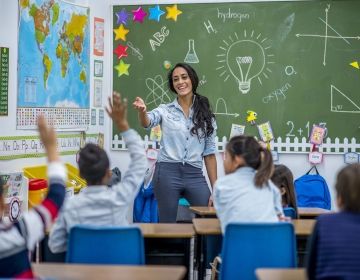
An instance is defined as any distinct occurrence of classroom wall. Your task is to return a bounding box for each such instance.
[0,0,113,171]
[0,0,346,210]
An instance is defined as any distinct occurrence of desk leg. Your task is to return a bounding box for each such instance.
[195,234,205,280]
[189,237,194,280]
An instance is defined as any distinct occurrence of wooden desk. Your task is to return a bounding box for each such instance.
[33,263,186,280]
[189,206,216,218]
[192,218,315,236]
[256,268,307,280]
[298,207,331,218]
[190,206,331,219]
[136,223,194,280]
[136,223,195,238]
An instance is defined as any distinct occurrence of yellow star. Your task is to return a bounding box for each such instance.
[114,60,130,77]
[113,24,129,41]
[166,4,182,21]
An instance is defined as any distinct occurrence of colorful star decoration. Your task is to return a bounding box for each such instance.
[113,24,129,41]
[114,44,128,60]
[115,8,129,25]
[166,4,182,21]
[114,60,130,77]
[132,7,147,23]
[149,5,165,22]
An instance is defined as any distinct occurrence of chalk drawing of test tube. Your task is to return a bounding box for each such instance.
[126,41,143,60]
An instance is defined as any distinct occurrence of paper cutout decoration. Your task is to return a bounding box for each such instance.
[149,5,165,22]
[114,44,128,60]
[114,60,130,77]
[229,124,245,139]
[344,152,359,164]
[132,7,147,23]
[271,150,279,162]
[150,125,162,142]
[116,8,129,25]
[147,148,159,160]
[350,61,359,69]
[113,24,129,41]
[309,151,323,164]
[166,4,182,21]
[246,110,257,125]
[309,125,326,145]
[257,121,274,142]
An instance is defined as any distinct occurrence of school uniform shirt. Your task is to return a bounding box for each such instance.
[48,129,147,253]
[146,97,217,169]
[213,167,283,233]
[307,212,360,280]
[0,162,66,278]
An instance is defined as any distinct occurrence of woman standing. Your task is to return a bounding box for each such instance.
[133,63,217,222]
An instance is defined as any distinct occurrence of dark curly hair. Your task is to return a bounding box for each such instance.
[168,63,215,139]
[78,143,110,185]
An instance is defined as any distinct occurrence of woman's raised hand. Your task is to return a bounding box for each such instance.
[133,97,147,113]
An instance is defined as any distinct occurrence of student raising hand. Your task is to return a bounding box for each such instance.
[106,91,129,132]
[0,115,66,278]
[37,115,58,162]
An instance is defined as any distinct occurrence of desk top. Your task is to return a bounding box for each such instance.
[297,207,331,217]
[192,218,315,236]
[33,263,186,280]
[256,268,307,280]
[189,206,217,216]
[190,206,331,218]
[136,223,195,238]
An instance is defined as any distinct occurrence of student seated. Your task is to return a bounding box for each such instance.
[271,164,298,218]
[48,92,147,253]
[0,116,66,278]
[307,163,360,279]
[213,135,283,233]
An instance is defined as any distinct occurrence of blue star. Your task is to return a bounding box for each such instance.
[116,8,129,25]
[148,5,165,22]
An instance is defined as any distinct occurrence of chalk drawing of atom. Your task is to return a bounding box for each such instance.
[145,75,172,107]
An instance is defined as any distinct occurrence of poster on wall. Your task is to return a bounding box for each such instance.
[94,17,104,56]
[0,47,9,116]
[17,0,90,130]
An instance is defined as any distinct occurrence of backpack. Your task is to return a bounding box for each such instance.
[294,166,331,210]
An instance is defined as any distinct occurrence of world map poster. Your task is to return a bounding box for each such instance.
[17,0,90,130]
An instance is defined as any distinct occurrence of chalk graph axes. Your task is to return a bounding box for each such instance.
[296,4,360,66]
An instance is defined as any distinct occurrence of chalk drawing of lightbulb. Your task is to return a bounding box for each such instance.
[216,30,275,94]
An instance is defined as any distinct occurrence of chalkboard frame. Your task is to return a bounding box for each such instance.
[111,0,360,154]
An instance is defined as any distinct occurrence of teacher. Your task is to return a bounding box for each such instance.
[133,63,217,222]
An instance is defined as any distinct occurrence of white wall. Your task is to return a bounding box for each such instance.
[0,0,345,210]
[0,0,113,172]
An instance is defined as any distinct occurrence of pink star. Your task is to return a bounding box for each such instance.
[114,44,128,59]
[132,7,147,23]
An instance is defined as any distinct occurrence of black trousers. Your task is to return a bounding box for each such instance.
[153,162,211,223]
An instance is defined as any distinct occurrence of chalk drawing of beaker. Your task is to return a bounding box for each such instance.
[184,39,199,64]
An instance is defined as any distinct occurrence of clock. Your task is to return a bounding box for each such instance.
[9,197,21,222]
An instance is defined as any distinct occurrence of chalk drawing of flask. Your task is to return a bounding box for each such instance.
[184,39,199,64]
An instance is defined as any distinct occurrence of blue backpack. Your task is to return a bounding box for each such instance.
[294,166,331,210]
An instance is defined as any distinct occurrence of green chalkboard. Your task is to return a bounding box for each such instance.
[112,0,360,149]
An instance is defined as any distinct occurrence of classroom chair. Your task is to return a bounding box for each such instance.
[219,223,297,280]
[66,225,145,265]
[283,207,297,219]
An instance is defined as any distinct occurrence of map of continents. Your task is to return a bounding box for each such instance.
[18,0,90,129]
